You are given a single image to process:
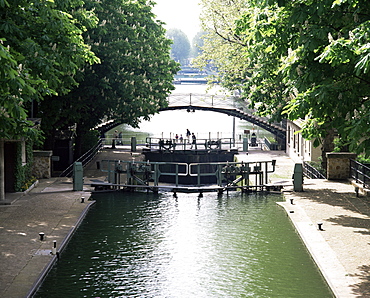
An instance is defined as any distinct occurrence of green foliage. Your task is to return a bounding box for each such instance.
[80,130,100,155]
[14,141,34,192]
[199,0,370,156]
[38,0,180,152]
[196,0,251,91]
[0,0,98,141]
[356,154,370,164]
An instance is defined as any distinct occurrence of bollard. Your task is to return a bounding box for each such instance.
[81,196,85,203]
[293,163,304,192]
[131,136,137,152]
[290,198,294,204]
[317,222,324,231]
[39,232,45,241]
[73,162,83,191]
[52,240,57,255]
[355,186,359,197]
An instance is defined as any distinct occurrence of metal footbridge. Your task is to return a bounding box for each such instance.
[96,93,286,142]
[160,93,286,140]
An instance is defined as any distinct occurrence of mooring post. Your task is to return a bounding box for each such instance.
[154,163,159,186]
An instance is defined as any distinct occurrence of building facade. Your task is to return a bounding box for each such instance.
[286,120,322,163]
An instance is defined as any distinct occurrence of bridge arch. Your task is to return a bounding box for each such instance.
[159,105,286,141]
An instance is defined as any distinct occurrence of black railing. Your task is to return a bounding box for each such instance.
[303,161,326,179]
[59,139,103,177]
[350,159,370,189]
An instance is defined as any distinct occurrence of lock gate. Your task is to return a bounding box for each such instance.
[91,159,281,194]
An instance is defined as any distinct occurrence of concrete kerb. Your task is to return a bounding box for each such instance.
[26,198,95,298]
[277,195,356,298]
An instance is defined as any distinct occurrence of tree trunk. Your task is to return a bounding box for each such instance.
[321,128,336,173]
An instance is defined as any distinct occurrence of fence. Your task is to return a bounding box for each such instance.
[303,161,326,179]
[350,159,370,189]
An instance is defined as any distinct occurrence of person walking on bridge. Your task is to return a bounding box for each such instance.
[186,129,191,143]
[190,133,197,149]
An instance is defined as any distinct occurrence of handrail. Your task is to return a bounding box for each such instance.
[303,161,326,179]
[145,137,236,150]
[350,159,370,189]
[59,139,103,177]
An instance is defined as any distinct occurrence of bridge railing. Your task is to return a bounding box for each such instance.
[168,93,234,106]
[145,137,236,150]
[101,137,147,147]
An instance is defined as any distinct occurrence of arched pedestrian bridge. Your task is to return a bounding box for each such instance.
[97,93,286,142]
[160,93,286,141]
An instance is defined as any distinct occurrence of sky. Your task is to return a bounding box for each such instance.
[152,0,202,41]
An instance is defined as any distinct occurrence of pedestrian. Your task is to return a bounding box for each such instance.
[186,129,191,143]
[179,134,183,142]
[190,133,197,149]
[112,130,118,148]
[175,134,179,143]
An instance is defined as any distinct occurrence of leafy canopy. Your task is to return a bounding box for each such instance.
[0,0,98,140]
[38,0,180,149]
[198,0,370,156]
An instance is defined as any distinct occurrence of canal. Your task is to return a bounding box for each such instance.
[35,191,333,297]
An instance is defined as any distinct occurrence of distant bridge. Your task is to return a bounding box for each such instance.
[97,93,286,141]
[160,93,286,140]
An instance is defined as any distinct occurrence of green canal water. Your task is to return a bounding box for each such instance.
[35,191,333,297]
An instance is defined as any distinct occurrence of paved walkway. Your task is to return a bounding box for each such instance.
[0,178,94,298]
[0,147,369,297]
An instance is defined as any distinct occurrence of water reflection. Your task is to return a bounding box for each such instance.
[35,191,333,298]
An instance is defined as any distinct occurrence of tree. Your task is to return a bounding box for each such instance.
[195,0,253,90]
[199,0,370,157]
[0,0,98,141]
[37,0,180,157]
[236,0,370,156]
[191,31,206,58]
[166,28,191,65]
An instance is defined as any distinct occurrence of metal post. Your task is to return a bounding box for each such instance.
[265,162,268,184]
[232,117,236,146]
[154,164,159,186]
[217,164,222,186]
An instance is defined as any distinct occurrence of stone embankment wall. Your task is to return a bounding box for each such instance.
[326,152,357,180]
[32,151,53,179]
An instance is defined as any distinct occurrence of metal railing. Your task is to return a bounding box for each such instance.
[145,137,236,151]
[350,159,370,189]
[59,139,103,177]
[303,161,326,179]
[98,159,277,188]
